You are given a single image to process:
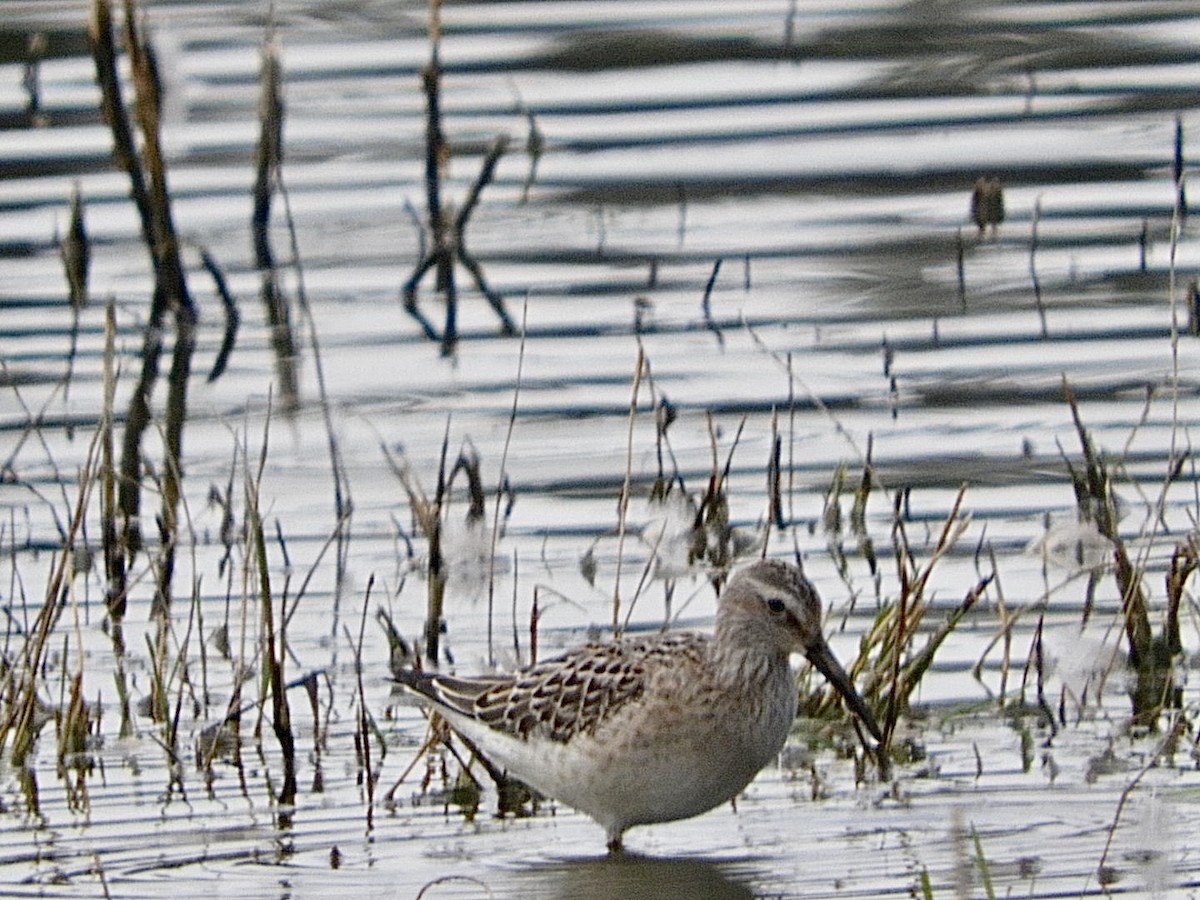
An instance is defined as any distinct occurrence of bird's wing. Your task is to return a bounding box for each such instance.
[398,632,708,743]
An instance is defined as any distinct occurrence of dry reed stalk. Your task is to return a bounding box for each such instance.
[252,36,299,415]
[0,423,103,776]
[824,484,983,757]
[509,554,522,662]
[123,0,196,622]
[60,182,90,398]
[1173,115,1186,219]
[765,411,784,536]
[649,389,681,498]
[425,430,450,663]
[200,414,253,786]
[382,446,445,664]
[383,426,488,664]
[351,575,376,832]
[1030,196,1047,338]
[611,346,646,633]
[89,0,197,618]
[99,299,124,617]
[696,413,746,586]
[261,73,354,654]
[402,0,514,352]
[277,174,350,536]
[98,299,135,737]
[141,627,172,766]
[155,509,205,786]
[1097,712,1187,880]
[240,412,297,817]
[1060,382,1163,728]
[970,545,1014,707]
[746,321,866,461]
[281,511,351,641]
[484,299,528,664]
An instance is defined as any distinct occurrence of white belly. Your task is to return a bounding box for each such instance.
[442,663,798,835]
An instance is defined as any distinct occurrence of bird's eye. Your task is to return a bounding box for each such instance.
[767,597,786,613]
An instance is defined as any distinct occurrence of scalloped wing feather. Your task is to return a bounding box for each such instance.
[471,632,709,742]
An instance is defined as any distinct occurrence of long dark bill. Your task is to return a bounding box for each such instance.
[804,639,883,743]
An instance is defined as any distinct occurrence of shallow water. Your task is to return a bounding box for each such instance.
[1,0,1200,896]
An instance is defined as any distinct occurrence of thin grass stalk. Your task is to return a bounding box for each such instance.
[510,554,521,664]
[281,511,352,640]
[60,182,89,399]
[402,1,451,344]
[619,527,670,635]
[424,425,451,663]
[353,576,376,832]
[253,35,300,414]
[380,439,442,662]
[87,0,151,248]
[1030,196,1047,337]
[100,298,127,628]
[698,413,746,583]
[1061,381,1157,724]
[142,627,168,728]
[903,575,990,694]
[193,548,210,715]
[224,415,260,775]
[402,1,512,349]
[121,0,197,621]
[161,497,205,775]
[244,413,297,817]
[765,410,783,538]
[277,151,346,532]
[846,486,971,736]
[1097,714,1186,880]
[969,545,1013,707]
[882,499,910,747]
[612,345,646,633]
[746,321,866,462]
[485,299,528,665]
[916,868,934,900]
[1173,115,1186,221]
[785,353,798,545]
[971,826,997,900]
[1032,615,1057,737]
[90,0,197,612]
[2,425,103,770]
[270,138,354,674]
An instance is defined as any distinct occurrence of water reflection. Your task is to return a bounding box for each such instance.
[514,853,760,900]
